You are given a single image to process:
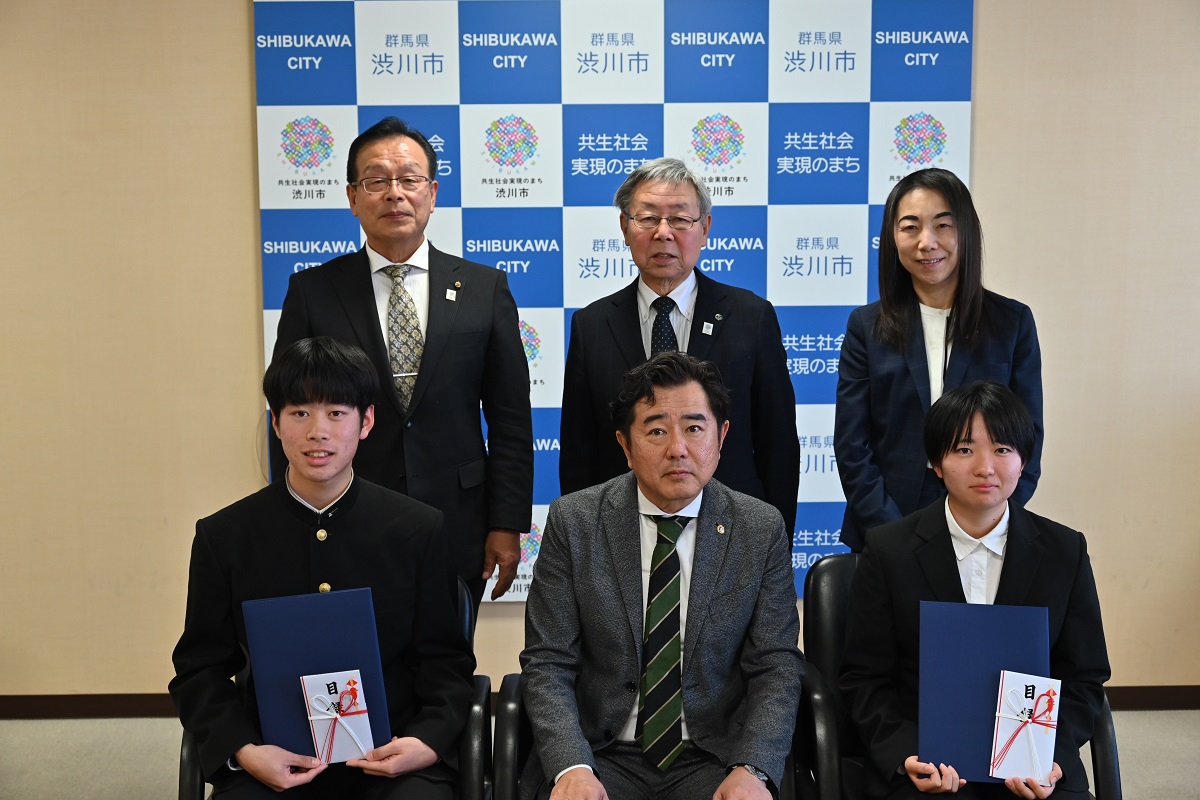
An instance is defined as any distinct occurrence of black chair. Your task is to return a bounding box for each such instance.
[178,577,492,800]
[495,670,832,800]
[802,553,1122,800]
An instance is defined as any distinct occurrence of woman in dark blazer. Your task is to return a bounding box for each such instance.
[834,169,1043,552]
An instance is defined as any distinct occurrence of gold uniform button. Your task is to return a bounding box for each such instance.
[316,529,328,541]
[318,582,331,593]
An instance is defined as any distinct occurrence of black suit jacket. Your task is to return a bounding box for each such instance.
[834,291,1043,551]
[839,501,1110,798]
[559,271,799,532]
[271,246,534,582]
[169,479,476,782]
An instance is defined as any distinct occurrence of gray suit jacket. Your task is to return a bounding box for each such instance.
[519,473,803,795]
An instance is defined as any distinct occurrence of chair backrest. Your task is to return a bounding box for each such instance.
[803,553,859,693]
[803,553,864,763]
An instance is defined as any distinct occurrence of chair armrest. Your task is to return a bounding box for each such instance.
[459,674,493,800]
[178,728,205,800]
[1089,691,1122,800]
[494,673,531,800]
[794,662,842,800]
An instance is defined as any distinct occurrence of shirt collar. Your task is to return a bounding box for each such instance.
[636,269,698,323]
[365,237,430,275]
[945,497,1010,560]
[635,484,703,519]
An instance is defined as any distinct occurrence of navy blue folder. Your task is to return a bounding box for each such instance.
[918,600,1050,783]
[243,588,391,756]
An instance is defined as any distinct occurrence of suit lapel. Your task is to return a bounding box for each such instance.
[904,322,934,412]
[605,279,648,368]
[335,250,404,418]
[942,332,972,393]
[682,486,732,672]
[407,246,461,416]
[603,475,648,659]
[913,504,967,603]
[685,272,725,362]
[994,506,1044,605]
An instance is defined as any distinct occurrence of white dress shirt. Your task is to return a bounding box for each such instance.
[945,498,1010,605]
[919,303,952,404]
[365,238,431,339]
[636,270,698,356]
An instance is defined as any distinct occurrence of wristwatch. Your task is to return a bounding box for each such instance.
[733,763,769,782]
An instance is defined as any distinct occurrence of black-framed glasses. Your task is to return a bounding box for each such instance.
[352,176,432,194]
[627,214,702,231]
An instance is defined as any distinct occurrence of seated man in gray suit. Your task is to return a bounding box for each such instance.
[521,352,804,800]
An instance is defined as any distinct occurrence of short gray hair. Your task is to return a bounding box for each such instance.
[613,157,712,218]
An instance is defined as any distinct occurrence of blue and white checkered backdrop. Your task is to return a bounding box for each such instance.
[253,0,974,600]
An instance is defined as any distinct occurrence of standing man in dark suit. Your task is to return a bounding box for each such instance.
[840,382,1109,799]
[559,157,799,533]
[522,353,803,800]
[171,337,475,799]
[271,117,534,604]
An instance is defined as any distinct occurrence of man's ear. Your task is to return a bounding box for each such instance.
[358,405,375,440]
[270,410,281,439]
[932,463,944,479]
[615,429,634,470]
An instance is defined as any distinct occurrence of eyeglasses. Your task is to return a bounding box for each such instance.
[627,214,702,231]
[352,176,432,194]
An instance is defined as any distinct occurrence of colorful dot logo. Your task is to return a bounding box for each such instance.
[279,116,335,172]
[691,114,745,168]
[519,320,541,363]
[893,112,947,165]
[484,115,539,169]
[520,525,543,564]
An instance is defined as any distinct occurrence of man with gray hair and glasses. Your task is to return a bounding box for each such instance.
[560,157,799,533]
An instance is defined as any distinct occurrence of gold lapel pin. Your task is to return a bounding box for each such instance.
[716,524,726,535]
[454,281,462,288]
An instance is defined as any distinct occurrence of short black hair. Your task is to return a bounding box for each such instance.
[924,381,1035,467]
[346,116,438,183]
[264,337,380,419]
[609,352,731,437]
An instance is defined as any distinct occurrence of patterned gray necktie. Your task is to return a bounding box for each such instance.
[382,264,423,411]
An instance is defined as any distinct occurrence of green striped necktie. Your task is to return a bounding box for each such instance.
[636,514,690,770]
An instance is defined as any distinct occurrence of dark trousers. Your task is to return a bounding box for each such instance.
[212,761,456,800]
[536,741,770,800]
[881,777,1087,800]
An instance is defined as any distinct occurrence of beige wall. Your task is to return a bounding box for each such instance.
[1,0,1196,697]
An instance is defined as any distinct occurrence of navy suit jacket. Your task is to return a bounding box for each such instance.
[559,271,800,532]
[834,291,1043,551]
[520,473,803,795]
[839,501,1110,799]
[270,246,534,583]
